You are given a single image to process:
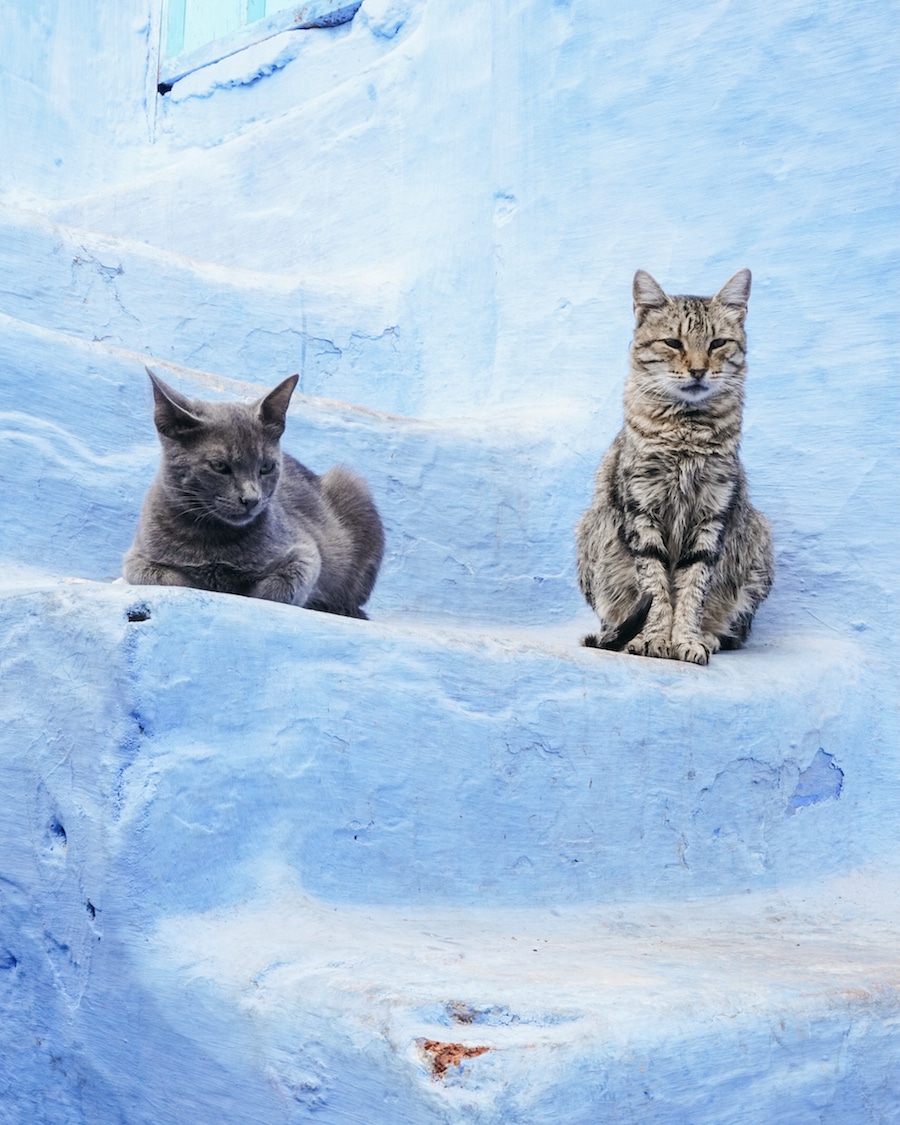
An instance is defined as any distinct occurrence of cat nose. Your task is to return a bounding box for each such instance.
[239,493,260,510]
[688,368,707,381]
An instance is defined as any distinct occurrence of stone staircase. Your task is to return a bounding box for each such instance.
[0,206,897,1123]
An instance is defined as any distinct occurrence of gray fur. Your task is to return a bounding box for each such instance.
[576,269,773,664]
[124,370,384,619]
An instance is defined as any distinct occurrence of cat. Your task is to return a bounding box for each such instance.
[124,369,384,619]
[575,269,773,664]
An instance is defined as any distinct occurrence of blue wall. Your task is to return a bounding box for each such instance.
[1,0,898,1120]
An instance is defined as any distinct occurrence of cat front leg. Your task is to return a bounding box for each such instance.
[670,553,717,665]
[249,541,322,606]
[123,550,195,588]
[671,499,752,663]
[577,460,671,657]
[626,556,673,659]
[615,515,673,658]
[603,464,674,658]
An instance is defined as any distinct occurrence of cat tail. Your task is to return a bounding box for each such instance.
[581,593,653,652]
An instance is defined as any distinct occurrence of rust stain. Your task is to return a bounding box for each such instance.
[421,1039,491,1079]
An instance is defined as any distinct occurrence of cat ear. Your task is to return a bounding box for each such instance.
[713,269,751,311]
[633,270,669,321]
[257,374,299,435]
[146,368,204,440]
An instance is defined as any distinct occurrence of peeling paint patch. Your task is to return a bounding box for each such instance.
[420,1038,491,1079]
[787,749,843,815]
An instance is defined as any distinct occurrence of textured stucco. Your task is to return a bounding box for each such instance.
[0,0,898,1120]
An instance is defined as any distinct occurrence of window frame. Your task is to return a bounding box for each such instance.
[158,0,363,92]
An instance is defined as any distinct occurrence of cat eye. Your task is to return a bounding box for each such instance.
[259,462,276,476]
[708,338,729,350]
[662,338,684,351]
[209,460,232,474]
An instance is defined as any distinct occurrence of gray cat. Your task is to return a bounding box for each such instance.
[576,269,773,664]
[124,370,384,618]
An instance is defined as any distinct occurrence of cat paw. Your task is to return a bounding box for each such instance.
[626,633,671,659]
[672,638,711,665]
[250,574,307,605]
[703,633,722,655]
[645,635,673,659]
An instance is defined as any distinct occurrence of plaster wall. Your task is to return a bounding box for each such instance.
[0,0,898,1120]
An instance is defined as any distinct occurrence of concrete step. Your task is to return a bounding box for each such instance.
[0,579,882,908]
[146,871,900,1124]
[0,201,415,415]
[0,308,627,626]
[1,578,896,1122]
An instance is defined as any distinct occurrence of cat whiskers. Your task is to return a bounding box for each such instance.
[175,495,217,525]
[642,381,683,406]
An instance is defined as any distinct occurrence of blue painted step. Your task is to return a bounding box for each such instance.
[0,580,896,1123]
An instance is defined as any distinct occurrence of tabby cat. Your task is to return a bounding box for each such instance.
[124,370,384,618]
[575,269,773,664]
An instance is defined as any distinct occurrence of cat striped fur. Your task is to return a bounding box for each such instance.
[576,269,773,665]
